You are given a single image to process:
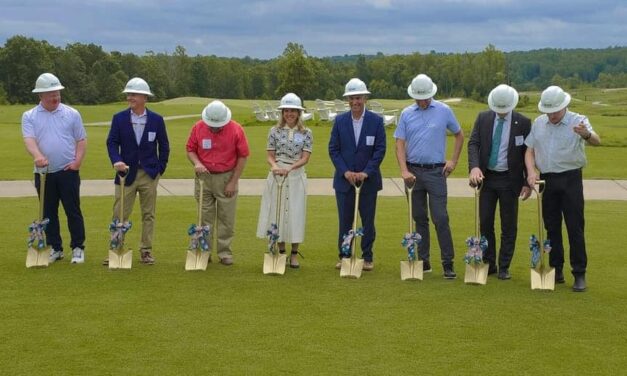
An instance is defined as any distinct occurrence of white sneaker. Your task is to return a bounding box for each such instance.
[71,247,85,264]
[49,249,64,263]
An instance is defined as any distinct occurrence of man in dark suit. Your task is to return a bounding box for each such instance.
[105,77,170,265]
[329,78,386,271]
[467,84,531,279]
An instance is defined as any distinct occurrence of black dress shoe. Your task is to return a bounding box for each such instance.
[573,274,586,292]
[443,267,456,279]
[422,260,432,273]
[555,269,565,284]
[498,269,511,280]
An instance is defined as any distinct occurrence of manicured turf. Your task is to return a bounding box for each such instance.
[1,196,626,375]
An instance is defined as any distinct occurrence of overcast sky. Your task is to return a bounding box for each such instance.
[1,0,625,59]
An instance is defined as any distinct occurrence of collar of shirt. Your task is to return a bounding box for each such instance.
[351,109,365,122]
[412,101,435,112]
[130,108,147,118]
[495,112,512,124]
[36,103,62,114]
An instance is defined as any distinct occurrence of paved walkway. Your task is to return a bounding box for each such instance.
[2,178,627,200]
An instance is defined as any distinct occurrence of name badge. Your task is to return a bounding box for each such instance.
[202,139,212,149]
[148,132,156,142]
[515,135,524,146]
[366,136,375,146]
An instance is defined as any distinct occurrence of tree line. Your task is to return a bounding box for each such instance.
[0,35,625,105]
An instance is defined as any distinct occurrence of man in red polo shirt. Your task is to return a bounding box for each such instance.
[186,100,250,265]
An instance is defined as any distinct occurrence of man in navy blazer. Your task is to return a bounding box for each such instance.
[468,84,531,280]
[329,78,386,271]
[105,77,170,265]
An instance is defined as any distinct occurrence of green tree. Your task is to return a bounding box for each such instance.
[275,42,316,99]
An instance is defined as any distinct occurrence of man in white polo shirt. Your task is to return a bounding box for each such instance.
[525,85,600,292]
[22,73,87,264]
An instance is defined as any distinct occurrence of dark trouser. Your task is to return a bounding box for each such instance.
[35,170,85,252]
[409,166,455,267]
[335,189,378,262]
[480,171,519,270]
[540,168,586,275]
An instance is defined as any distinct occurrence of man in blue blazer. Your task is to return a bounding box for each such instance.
[329,78,386,271]
[105,77,170,265]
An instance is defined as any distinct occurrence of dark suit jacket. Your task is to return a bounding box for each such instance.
[467,110,531,195]
[106,108,170,185]
[328,110,386,194]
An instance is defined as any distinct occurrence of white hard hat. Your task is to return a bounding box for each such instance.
[122,77,154,96]
[488,84,519,114]
[277,93,304,110]
[538,85,571,113]
[32,73,65,93]
[343,78,370,97]
[202,100,232,128]
[407,74,437,100]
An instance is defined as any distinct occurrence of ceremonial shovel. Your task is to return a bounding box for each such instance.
[400,182,423,281]
[263,175,287,275]
[530,181,555,291]
[464,182,489,285]
[26,169,50,268]
[109,172,133,270]
[185,178,211,271]
[340,181,364,279]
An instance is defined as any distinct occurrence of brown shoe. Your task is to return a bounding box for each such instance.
[363,261,374,271]
[219,256,233,266]
[102,257,109,266]
[140,250,155,265]
[289,252,300,269]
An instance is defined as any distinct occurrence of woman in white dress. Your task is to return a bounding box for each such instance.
[256,93,313,268]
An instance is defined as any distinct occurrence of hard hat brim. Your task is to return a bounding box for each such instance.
[538,93,571,113]
[202,107,232,128]
[407,83,437,100]
[342,90,370,97]
[277,104,304,110]
[32,84,65,93]
[122,89,154,96]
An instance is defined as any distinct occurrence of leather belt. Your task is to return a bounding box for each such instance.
[407,162,445,169]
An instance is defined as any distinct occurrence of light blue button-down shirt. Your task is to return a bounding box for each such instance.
[394,100,461,164]
[525,110,593,173]
[490,112,512,172]
[22,103,87,173]
[352,109,365,146]
[131,109,147,145]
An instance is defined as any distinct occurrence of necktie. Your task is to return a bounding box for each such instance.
[488,118,505,169]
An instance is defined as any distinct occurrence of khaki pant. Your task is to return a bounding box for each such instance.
[113,169,160,251]
[195,171,237,258]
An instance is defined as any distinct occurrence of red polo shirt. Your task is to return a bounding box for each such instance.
[186,119,250,173]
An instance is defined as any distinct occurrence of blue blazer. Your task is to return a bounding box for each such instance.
[328,110,386,194]
[106,108,170,185]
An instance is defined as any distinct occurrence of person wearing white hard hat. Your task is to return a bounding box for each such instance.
[186,100,250,265]
[329,78,386,271]
[22,73,87,264]
[524,85,600,292]
[105,77,170,265]
[394,73,464,279]
[467,84,532,280]
[256,93,312,268]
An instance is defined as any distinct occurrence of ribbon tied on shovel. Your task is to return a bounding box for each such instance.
[529,235,551,268]
[266,223,280,254]
[401,232,421,261]
[109,219,132,250]
[188,223,211,252]
[340,227,364,258]
[464,236,488,265]
[27,218,50,250]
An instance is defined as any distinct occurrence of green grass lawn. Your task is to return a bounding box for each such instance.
[1,196,626,375]
[1,90,626,180]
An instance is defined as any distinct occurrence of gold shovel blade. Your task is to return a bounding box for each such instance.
[108,249,133,270]
[530,266,555,291]
[263,253,286,275]
[400,260,424,281]
[464,263,489,285]
[340,257,363,279]
[185,250,210,271]
[26,247,49,268]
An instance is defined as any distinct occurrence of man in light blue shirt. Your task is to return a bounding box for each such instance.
[525,85,600,292]
[395,74,464,279]
[22,73,87,264]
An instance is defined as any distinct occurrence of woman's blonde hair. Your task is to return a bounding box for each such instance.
[276,109,306,132]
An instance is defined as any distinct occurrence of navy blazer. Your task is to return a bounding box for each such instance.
[467,110,531,195]
[328,110,386,194]
[106,108,170,186]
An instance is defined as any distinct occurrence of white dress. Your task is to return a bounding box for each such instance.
[256,126,313,243]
